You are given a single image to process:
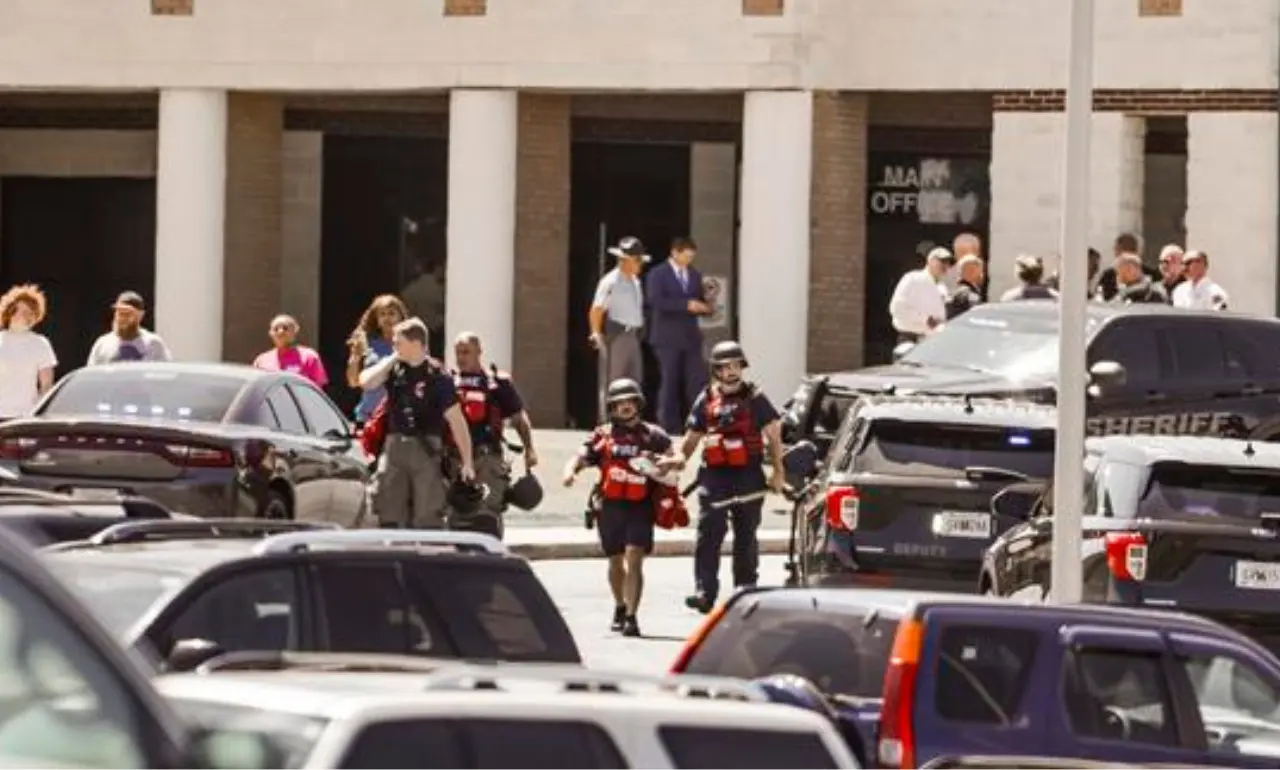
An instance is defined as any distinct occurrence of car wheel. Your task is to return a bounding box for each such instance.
[262,488,292,520]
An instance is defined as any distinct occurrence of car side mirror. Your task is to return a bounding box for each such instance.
[187,727,288,770]
[323,427,352,444]
[783,440,821,481]
[166,637,224,673]
[892,341,916,362]
[1088,360,1127,391]
[991,483,1046,521]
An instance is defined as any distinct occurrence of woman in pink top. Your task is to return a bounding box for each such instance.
[253,314,329,387]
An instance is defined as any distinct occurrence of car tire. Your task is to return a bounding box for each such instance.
[261,488,292,520]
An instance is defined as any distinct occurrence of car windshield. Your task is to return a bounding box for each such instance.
[1133,462,1280,521]
[681,602,897,699]
[39,369,244,422]
[901,309,1098,380]
[167,698,328,769]
[42,559,183,636]
[859,420,1055,479]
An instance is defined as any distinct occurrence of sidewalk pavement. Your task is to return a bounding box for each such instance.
[505,524,792,561]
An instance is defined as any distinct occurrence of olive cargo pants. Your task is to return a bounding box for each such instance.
[371,435,448,528]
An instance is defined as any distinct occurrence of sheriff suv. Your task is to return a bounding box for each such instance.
[795,395,1055,590]
[782,303,1280,455]
[984,435,1280,653]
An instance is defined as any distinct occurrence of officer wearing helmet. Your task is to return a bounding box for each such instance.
[563,378,675,637]
[445,331,539,539]
[661,340,785,614]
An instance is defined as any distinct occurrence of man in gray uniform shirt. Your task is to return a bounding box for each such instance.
[86,291,172,365]
[589,236,648,388]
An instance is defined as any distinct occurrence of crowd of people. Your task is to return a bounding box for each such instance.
[889,232,1231,343]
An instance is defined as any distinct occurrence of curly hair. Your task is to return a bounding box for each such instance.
[348,294,408,346]
[0,284,46,330]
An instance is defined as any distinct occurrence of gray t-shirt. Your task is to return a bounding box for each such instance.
[86,329,172,366]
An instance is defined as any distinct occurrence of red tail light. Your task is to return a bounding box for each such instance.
[0,437,38,461]
[876,619,923,769]
[825,485,859,531]
[165,444,234,468]
[1105,531,1148,582]
[669,601,729,673]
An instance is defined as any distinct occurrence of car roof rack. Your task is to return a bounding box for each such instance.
[252,529,509,557]
[420,665,769,702]
[194,650,458,675]
[79,518,338,547]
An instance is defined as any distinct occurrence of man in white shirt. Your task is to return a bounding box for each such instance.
[889,247,952,343]
[1170,250,1229,311]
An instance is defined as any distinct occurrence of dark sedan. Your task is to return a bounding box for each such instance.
[0,362,370,523]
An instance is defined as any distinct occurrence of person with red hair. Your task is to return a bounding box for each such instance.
[0,284,56,420]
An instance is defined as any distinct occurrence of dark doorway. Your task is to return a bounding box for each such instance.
[320,135,447,414]
[567,142,691,429]
[0,177,156,374]
[864,153,990,365]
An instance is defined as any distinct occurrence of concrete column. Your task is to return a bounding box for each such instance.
[445,89,518,369]
[154,88,227,361]
[689,142,737,356]
[988,112,1145,299]
[1185,112,1279,316]
[739,90,813,405]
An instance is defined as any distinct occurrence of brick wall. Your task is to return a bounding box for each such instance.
[223,93,283,364]
[993,89,1278,113]
[512,94,571,427]
[807,91,868,372]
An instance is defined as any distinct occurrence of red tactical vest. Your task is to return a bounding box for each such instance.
[702,387,764,468]
[454,370,505,436]
[598,426,651,503]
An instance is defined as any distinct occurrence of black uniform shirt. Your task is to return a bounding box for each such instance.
[946,280,984,319]
[387,360,457,436]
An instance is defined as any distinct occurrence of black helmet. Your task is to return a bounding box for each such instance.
[504,472,544,511]
[606,378,645,407]
[446,479,489,515]
[709,340,749,368]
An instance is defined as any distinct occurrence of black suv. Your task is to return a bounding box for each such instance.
[795,395,1055,590]
[783,302,1280,455]
[984,435,1280,652]
[40,519,581,669]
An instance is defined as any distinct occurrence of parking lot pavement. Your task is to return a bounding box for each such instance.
[533,554,787,672]
[507,525,792,560]
[506,429,795,530]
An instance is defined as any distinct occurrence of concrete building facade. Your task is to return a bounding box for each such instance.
[0,0,1275,424]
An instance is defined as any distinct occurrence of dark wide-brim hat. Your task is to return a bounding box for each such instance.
[607,236,650,263]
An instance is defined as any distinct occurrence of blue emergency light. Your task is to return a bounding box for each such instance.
[1006,431,1032,447]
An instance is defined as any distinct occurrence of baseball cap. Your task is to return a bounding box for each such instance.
[112,291,146,312]
[926,247,955,264]
[1015,255,1043,271]
[607,236,650,263]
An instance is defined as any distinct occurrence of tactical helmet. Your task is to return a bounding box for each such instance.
[504,472,544,512]
[446,479,489,515]
[605,378,645,407]
[709,340,749,368]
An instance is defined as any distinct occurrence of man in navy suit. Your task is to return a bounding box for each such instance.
[647,237,711,433]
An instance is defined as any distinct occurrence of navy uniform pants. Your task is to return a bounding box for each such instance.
[694,465,765,601]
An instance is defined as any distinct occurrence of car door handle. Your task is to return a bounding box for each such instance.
[1144,391,1167,403]
[1242,385,1265,396]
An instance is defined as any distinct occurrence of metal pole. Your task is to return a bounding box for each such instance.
[1049,0,1095,605]
[596,222,609,424]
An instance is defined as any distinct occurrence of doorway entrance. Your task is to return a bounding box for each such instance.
[319,135,447,413]
[864,153,990,365]
[566,142,691,429]
[0,177,156,373]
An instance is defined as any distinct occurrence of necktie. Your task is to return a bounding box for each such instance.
[677,268,687,291]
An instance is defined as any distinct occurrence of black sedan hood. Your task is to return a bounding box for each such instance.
[826,363,1057,402]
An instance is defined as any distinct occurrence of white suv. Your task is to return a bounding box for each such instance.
[157,658,860,769]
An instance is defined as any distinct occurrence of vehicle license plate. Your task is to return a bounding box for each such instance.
[932,512,992,539]
[1235,561,1280,590]
[69,487,123,502]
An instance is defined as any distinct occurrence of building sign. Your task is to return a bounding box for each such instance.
[867,157,985,226]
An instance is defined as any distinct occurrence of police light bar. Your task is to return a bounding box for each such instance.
[252,529,508,556]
